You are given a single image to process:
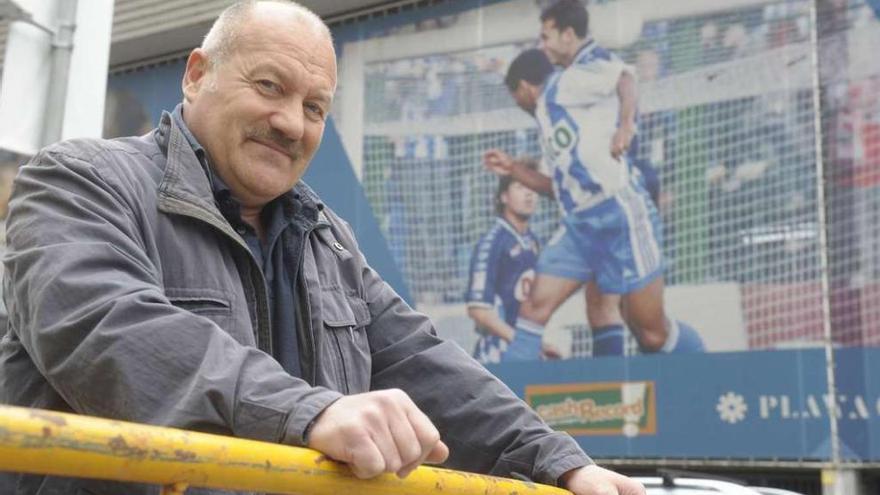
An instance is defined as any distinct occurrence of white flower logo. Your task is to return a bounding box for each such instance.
[716,392,748,424]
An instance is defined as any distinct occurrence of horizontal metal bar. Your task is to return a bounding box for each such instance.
[0,404,569,495]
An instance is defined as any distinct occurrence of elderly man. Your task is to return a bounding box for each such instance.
[0,1,643,494]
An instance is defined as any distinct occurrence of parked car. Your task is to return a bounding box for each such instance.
[635,476,807,495]
[747,489,810,495]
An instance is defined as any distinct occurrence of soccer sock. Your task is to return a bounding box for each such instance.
[515,317,545,336]
[502,317,545,361]
[591,324,627,356]
[660,319,706,353]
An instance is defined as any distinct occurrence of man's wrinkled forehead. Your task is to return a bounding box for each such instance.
[234,11,336,77]
[244,7,332,49]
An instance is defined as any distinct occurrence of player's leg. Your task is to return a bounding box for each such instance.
[620,277,705,353]
[519,274,584,325]
[619,276,667,352]
[505,274,582,361]
[504,222,590,362]
[584,282,628,356]
[584,281,622,328]
[597,186,705,353]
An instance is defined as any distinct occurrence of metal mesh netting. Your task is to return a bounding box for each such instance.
[344,0,880,350]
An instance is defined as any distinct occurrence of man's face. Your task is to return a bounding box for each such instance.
[182,5,337,208]
[511,81,539,115]
[539,19,571,66]
[502,181,538,219]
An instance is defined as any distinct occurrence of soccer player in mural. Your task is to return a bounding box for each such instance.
[465,166,562,363]
[483,0,705,360]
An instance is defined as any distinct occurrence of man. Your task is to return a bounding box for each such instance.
[0,1,643,494]
[484,0,705,359]
[465,170,549,363]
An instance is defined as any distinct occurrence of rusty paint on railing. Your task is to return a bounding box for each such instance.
[0,404,570,495]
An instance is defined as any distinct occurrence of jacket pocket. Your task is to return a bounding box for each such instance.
[320,290,371,394]
[166,287,233,333]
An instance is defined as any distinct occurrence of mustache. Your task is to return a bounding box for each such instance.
[245,127,300,159]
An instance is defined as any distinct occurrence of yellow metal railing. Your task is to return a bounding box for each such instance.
[0,404,570,495]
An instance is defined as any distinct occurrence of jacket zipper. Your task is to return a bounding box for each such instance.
[297,224,321,386]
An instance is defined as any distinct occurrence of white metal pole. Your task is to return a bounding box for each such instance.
[40,0,77,145]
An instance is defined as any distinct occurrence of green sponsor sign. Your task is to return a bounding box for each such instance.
[526,381,656,437]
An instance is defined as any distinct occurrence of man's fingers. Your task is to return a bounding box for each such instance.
[406,406,443,455]
[561,464,646,495]
[369,419,404,474]
[387,408,423,470]
[347,438,387,479]
[483,149,513,174]
[395,439,448,478]
[610,139,622,159]
[306,390,446,480]
[393,407,445,477]
[425,440,450,464]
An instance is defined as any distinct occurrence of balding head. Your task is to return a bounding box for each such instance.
[202,1,332,67]
[180,0,337,213]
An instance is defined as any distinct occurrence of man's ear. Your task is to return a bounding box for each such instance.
[562,26,579,45]
[499,190,510,209]
[182,49,211,103]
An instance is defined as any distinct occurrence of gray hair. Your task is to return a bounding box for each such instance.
[201,0,331,65]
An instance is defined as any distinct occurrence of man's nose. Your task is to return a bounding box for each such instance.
[269,99,306,143]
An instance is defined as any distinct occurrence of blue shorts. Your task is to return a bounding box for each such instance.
[501,330,542,362]
[537,186,664,294]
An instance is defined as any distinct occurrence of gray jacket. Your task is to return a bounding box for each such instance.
[0,111,590,494]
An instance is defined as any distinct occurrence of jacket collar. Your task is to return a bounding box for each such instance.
[155,109,220,217]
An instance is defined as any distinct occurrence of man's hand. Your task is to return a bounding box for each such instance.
[483,149,515,176]
[541,341,563,360]
[307,389,450,479]
[561,465,646,495]
[610,122,636,160]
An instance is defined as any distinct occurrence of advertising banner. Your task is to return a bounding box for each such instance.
[492,349,880,460]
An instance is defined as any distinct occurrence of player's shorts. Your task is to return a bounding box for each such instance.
[536,185,664,294]
[501,329,542,362]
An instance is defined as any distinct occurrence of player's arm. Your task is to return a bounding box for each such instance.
[611,70,638,160]
[464,234,513,342]
[483,149,553,196]
[467,306,515,342]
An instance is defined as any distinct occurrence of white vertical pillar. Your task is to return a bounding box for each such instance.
[338,41,365,180]
[0,0,114,155]
[0,0,56,155]
[60,0,113,141]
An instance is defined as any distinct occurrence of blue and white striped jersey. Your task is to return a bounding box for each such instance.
[465,218,540,327]
[535,40,635,215]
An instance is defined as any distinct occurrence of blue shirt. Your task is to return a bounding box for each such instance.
[465,217,540,326]
[172,105,314,378]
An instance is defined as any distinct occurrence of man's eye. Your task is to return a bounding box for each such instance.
[257,80,281,94]
[306,103,326,119]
